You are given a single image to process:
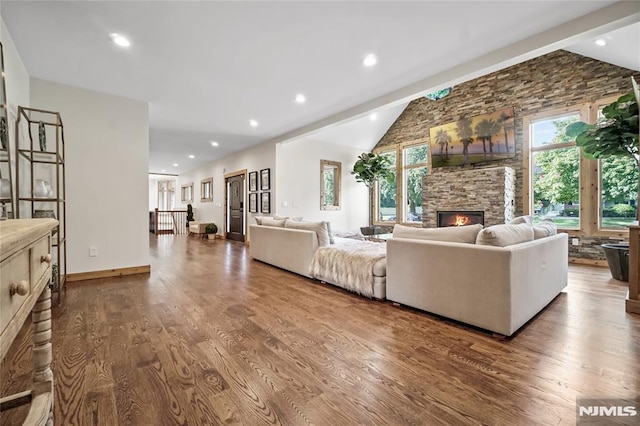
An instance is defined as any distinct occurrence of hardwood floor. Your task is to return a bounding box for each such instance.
[2,234,639,425]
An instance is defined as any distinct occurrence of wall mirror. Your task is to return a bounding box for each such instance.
[200,177,213,202]
[320,159,341,210]
[181,183,193,203]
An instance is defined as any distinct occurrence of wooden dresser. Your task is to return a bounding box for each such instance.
[0,218,58,425]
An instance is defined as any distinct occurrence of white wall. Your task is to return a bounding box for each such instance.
[275,140,368,231]
[178,140,276,240]
[30,78,149,274]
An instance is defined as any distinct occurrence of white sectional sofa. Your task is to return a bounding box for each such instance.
[386,223,568,336]
[249,223,387,299]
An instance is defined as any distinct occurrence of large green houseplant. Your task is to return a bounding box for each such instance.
[352,152,394,231]
[566,91,639,281]
[566,91,639,215]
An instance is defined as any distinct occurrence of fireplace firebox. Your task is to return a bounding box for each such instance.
[437,210,484,227]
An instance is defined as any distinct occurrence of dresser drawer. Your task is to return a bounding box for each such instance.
[0,250,31,334]
[31,234,52,286]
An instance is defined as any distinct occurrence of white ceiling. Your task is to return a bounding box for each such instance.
[1,1,638,174]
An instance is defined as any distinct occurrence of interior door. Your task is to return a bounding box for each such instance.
[226,174,245,242]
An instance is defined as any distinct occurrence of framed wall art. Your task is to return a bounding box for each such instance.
[249,192,258,213]
[429,106,515,168]
[249,171,258,192]
[261,192,270,213]
[260,168,270,191]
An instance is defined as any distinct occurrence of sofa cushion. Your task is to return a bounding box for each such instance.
[261,217,286,227]
[392,223,482,244]
[274,214,304,221]
[533,220,557,239]
[476,223,534,247]
[285,220,331,246]
[509,215,533,225]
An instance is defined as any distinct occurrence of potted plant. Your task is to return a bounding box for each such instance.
[205,223,218,240]
[566,91,639,281]
[186,203,194,228]
[351,152,394,235]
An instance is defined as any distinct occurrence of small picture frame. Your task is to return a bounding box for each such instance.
[249,193,258,213]
[260,168,270,191]
[261,192,271,213]
[249,171,258,192]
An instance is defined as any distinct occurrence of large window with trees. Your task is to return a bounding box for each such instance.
[594,99,638,230]
[525,96,637,235]
[528,110,582,229]
[374,142,428,224]
[403,145,428,222]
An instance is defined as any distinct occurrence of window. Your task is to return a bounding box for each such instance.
[158,180,175,210]
[320,160,341,210]
[403,145,428,222]
[374,142,428,224]
[181,183,193,203]
[595,101,638,230]
[201,177,213,202]
[525,95,635,236]
[529,111,581,229]
[376,150,397,222]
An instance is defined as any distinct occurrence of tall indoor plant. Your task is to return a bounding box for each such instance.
[352,152,394,230]
[566,91,639,280]
[567,92,639,195]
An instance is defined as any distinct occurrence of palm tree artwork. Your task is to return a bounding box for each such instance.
[429,106,515,168]
[498,111,514,154]
[474,118,502,160]
[434,128,452,161]
[455,117,474,165]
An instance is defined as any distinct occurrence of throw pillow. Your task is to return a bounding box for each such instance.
[254,216,265,225]
[323,221,335,244]
[392,223,483,244]
[533,220,557,239]
[261,217,286,227]
[476,223,534,247]
[509,215,533,225]
[285,220,331,246]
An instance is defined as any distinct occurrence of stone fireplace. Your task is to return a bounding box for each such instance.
[437,210,484,227]
[423,167,515,227]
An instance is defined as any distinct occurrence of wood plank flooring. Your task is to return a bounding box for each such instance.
[1,234,639,425]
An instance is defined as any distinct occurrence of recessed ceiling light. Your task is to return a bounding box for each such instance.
[295,94,306,103]
[109,33,131,48]
[161,169,166,173]
[362,54,377,67]
[369,112,378,121]
[173,163,178,167]
[188,154,195,159]
[210,141,219,147]
[249,119,258,127]
[595,39,607,47]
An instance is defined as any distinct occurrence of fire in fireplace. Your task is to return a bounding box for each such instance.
[437,210,484,227]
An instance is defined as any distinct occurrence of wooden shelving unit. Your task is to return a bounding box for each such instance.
[0,41,14,220]
[15,106,67,304]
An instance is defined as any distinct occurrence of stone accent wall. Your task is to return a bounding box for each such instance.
[375,49,635,259]
[423,167,515,227]
[568,235,627,260]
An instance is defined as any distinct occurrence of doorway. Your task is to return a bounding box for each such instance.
[225,171,246,242]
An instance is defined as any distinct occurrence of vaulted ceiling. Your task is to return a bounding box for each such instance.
[1,1,638,174]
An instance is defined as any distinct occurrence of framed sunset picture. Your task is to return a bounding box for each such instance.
[429,106,515,168]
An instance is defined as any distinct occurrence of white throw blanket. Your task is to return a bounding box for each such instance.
[309,238,386,298]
